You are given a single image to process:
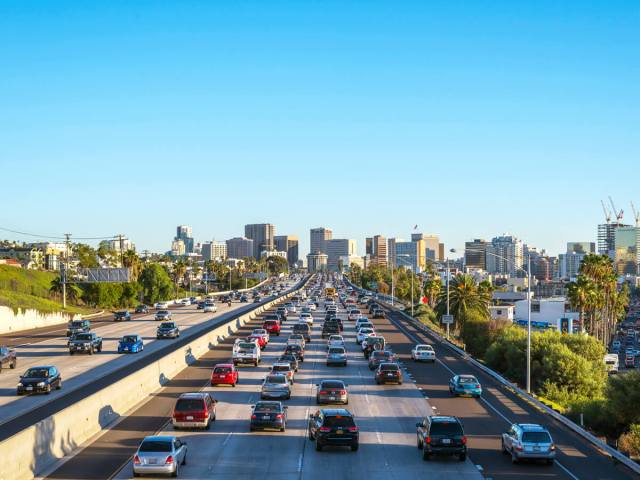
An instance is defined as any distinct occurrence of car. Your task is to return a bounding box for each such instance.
[155,310,172,321]
[253,296,262,303]
[211,363,238,387]
[287,334,306,349]
[355,318,372,330]
[417,416,467,461]
[133,435,187,477]
[0,346,16,371]
[356,328,375,345]
[347,309,360,321]
[411,344,436,363]
[363,336,386,358]
[308,409,359,452]
[233,340,261,366]
[250,401,288,432]
[252,328,270,344]
[368,350,395,370]
[284,344,305,362]
[196,301,206,310]
[306,303,317,311]
[327,334,345,349]
[17,365,62,395]
[262,319,281,336]
[326,347,348,366]
[271,362,295,383]
[240,295,249,303]
[322,323,340,339]
[249,334,268,350]
[69,332,103,355]
[316,380,349,405]
[66,319,91,337]
[293,322,311,342]
[154,301,170,309]
[114,310,132,321]
[178,298,191,306]
[221,295,232,303]
[375,362,402,384]
[372,308,385,319]
[204,301,217,313]
[276,307,288,321]
[118,334,144,354]
[285,302,297,313]
[612,339,622,351]
[299,312,314,326]
[172,392,217,430]
[625,352,636,368]
[157,322,180,339]
[261,374,291,400]
[278,353,300,372]
[135,304,149,314]
[449,375,482,398]
[502,423,556,465]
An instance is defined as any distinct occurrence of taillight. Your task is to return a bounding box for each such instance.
[348,426,358,432]
[515,443,523,452]
[133,455,141,465]
[475,384,481,389]
[425,436,431,444]
[165,455,174,464]
[462,436,467,445]
[319,427,331,432]
[276,414,284,419]
[319,390,328,394]
[339,390,346,395]
[251,414,257,419]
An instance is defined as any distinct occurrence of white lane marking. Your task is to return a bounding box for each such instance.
[297,453,303,472]
[556,460,581,480]
[376,431,383,444]
[222,432,232,446]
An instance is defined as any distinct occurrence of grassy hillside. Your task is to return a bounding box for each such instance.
[0,265,93,315]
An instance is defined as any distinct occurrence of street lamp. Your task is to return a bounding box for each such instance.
[465,247,533,394]
[396,254,415,316]
[445,248,457,340]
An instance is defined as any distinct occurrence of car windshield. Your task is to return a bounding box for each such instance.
[458,376,478,384]
[74,334,92,341]
[122,336,137,343]
[430,422,463,436]
[25,368,49,378]
[321,381,345,389]
[175,398,205,411]
[160,323,175,329]
[329,348,345,354]
[116,311,127,315]
[139,440,172,452]
[254,403,282,413]
[380,364,398,371]
[158,310,169,315]
[214,367,232,374]
[71,321,84,328]
[522,431,552,443]
[266,375,287,384]
[323,415,355,428]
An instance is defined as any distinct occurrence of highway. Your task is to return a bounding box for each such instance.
[46,283,483,480]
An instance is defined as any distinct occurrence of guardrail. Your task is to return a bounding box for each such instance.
[344,277,640,475]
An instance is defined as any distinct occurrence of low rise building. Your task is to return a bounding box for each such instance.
[514,297,580,332]
[489,305,514,322]
[0,247,44,269]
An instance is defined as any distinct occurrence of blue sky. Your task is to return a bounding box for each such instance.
[1,1,638,257]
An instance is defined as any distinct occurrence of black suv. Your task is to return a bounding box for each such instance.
[284,344,304,362]
[308,409,359,452]
[113,310,131,321]
[416,415,467,461]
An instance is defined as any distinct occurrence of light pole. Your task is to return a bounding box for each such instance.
[465,246,533,393]
[397,254,414,316]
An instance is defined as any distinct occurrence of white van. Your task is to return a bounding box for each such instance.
[604,353,619,373]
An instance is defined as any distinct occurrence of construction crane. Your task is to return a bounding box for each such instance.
[601,200,612,223]
[609,196,624,223]
[631,201,640,227]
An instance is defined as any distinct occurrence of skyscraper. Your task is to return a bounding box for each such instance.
[201,241,227,262]
[226,237,254,260]
[176,225,194,254]
[387,238,402,269]
[465,239,488,270]
[486,235,524,276]
[274,235,300,266]
[326,239,356,271]
[395,240,426,273]
[310,227,332,254]
[365,235,387,267]
[411,233,440,261]
[244,223,275,259]
[598,222,629,259]
[614,226,640,275]
[567,242,596,254]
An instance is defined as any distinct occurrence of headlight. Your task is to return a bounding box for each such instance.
[17,383,23,387]
[84,343,91,347]
[37,382,45,387]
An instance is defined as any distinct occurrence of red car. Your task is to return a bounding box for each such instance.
[172,392,217,430]
[263,319,281,336]
[211,363,239,387]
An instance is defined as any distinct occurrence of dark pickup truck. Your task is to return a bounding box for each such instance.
[67,319,91,337]
[0,346,17,371]
[69,332,103,355]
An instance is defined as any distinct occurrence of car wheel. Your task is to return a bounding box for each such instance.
[417,436,422,449]
[459,453,466,462]
[205,420,210,430]
[45,385,51,395]
[70,351,74,356]
[351,443,359,452]
[315,439,322,451]
[308,428,314,440]
[511,453,519,464]
[232,382,236,388]
[501,440,508,454]
[182,454,187,465]
[56,379,62,390]
[280,426,286,432]
[422,450,431,461]
[89,347,94,355]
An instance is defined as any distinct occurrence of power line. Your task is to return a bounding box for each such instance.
[0,226,118,241]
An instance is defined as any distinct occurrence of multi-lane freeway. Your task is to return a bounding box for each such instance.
[4,277,639,480]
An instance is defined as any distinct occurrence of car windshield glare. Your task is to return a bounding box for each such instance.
[139,440,172,452]
[430,422,463,436]
[25,368,49,378]
[175,398,205,411]
[522,431,552,443]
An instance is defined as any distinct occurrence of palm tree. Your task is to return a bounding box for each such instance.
[172,259,187,298]
[50,276,81,304]
[568,276,593,333]
[122,250,142,282]
[423,278,442,308]
[435,274,489,332]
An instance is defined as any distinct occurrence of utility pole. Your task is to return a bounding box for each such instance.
[63,233,71,309]
[118,234,124,267]
[446,257,450,340]
[526,254,532,394]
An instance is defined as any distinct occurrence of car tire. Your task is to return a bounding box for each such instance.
[422,450,431,461]
[232,383,236,388]
[89,347,94,355]
[501,440,509,454]
[417,436,422,449]
[171,464,178,477]
[182,454,187,466]
[70,351,74,356]
[315,439,322,452]
[56,380,62,390]
[459,453,466,462]
[308,428,314,440]
[45,385,51,395]
[10,362,16,369]
[351,443,359,452]
[205,420,210,430]
[280,426,286,432]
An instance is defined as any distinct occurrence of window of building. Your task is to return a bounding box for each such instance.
[531,303,541,313]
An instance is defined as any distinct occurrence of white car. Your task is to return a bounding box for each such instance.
[299,312,314,326]
[204,302,217,313]
[327,335,345,350]
[356,328,376,344]
[348,309,360,321]
[178,298,191,306]
[356,318,372,330]
[411,344,436,362]
[306,303,317,311]
[285,303,297,313]
[287,334,306,349]
[154,301,170,309]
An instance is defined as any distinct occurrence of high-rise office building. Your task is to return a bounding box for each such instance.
[486,235,524,276]
[202,241,227,262]
[567,242,596,254]
[310,227,332,254]
[307,253,328,272]
[171,239,185,257]
[598,222,629,259]
[326,239,356,271]
[465,239,488,270]
[387,238,402,269]
[411,233,440,261]
[615,226,640,275]
[395,240,426,273]
[226,237,254,260]
[244,223,275,259]
[176,225,195,254]
[365,235,387,267]
[274,235,299,266]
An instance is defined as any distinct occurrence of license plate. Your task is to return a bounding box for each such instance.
[149,458,157,465]
[442,439,451,444]
[533,446,540,451]
[26,386,33,390]
[263,415,270,420]
[387,373,394,377]
[186,416,194,420]
[336,430,343,435]
[329,396,336,401]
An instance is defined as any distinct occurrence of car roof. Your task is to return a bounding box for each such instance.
[142,435,176,442]
[430,415,460,423]
[517,423,548,432]
[320,379,345,385]
[214,363,233,368]
[178,392,209,399]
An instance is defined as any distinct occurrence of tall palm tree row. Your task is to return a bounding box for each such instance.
[435,274,490,333]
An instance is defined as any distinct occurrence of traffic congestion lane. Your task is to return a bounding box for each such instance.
[370,304,638,480]
[109,295,482,480]
[0,298,267,426]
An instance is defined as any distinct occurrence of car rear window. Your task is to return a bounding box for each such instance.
[264,320,277,326]
[160,322,175,328]
[321,381,345,389]
[323,415,355,428]
[122,336,137,343]
[380,364,399,371]
[293,324,310,332]
[175,398,205,411]
[139,440,172,452]
[272,365,289,371]
[254,403,281,413]
[329,348,345,354]
[213,366,231,374]
[522,431,552,443]
[75,334,92,341]
[458,377,477,384]
[266,375,287,383]
[429,421,463,436]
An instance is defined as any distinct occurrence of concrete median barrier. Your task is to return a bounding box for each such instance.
[0,276,311,480]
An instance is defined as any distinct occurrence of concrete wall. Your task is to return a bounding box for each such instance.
[0,278,309,480]
[0,306,78,336]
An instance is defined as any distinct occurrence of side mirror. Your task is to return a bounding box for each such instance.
[19,375,23,379]
[416,422,422,428]
[284,406,289,409]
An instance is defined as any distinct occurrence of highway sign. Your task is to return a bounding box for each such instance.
[441,314,454,325]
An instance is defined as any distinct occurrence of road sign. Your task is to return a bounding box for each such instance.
[441,314,454,325]
[420,296,428,304]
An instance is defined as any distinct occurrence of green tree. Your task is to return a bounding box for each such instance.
[139,264,174,304]
[265,255,289,275]
[607,370,640,428]
[435,274,489,332]
[122,250,142,281]
[75,244,99,268]
[49,276,81,304]
[619,424,640,458]
[423,277,442,308]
